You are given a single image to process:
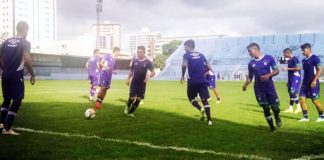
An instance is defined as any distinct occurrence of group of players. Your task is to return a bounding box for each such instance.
[85,46,155,117]
[0,21,323,135]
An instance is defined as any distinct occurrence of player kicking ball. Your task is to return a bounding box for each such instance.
[0,21,35,135]
[124,46,155,117]
[180,40,213,126]
[95,47,119,109]
[85,49,101,101]
[281,48,302,113]
[243,43,281,132]
[298,43,324,122]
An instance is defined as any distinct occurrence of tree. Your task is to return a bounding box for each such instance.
[162,40,182,56]
[153,54,168,70]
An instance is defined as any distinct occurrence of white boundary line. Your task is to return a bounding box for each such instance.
[291,154,324,160]
[15,127,271,160]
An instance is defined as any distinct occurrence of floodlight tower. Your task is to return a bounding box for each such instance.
[96,0,103,49]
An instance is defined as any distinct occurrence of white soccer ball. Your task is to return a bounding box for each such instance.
[85,108,96,119]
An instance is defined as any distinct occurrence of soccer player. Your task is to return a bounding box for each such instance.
[298,43,324,122]
[206,70,222,103]
[281,48,302,113]
[180,39,213,125]
[242,43,281,132]
[85,49,101,101]
[0,21,35,135]
[95,47,119,109]
[124,46,155,117]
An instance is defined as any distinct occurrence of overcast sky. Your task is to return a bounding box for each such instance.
[57,0,324,47]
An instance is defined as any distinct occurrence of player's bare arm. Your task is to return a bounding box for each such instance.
[126,70,133,86]
[23,50,35,85]
[281,66,301,71]
[261,68,279,81]
[311,66,322,88]
[243,75,252,91]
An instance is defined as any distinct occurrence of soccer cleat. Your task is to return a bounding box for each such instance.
[216,100,221,104]
[294,107,302,114]
[200,108,205,121]
[0,123,3,129]
[283,107,293,113]
[298,118,310,122]
[208,120,213,126]
[95,102,103,110]
[124,106,129,115]
[270,127,276,132]
[2,129,20,135]
[139,101,144,105]
[89,96,94,101]
[275,116,282,128]
[207,98,212,102]
[127,113,134,118]
[315,117,324,123]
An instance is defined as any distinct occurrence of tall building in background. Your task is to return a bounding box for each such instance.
[0,0,57,42]
[93,21,121,50]
[129,28,162,58]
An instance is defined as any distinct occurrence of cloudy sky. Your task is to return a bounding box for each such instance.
[57,0,324,47]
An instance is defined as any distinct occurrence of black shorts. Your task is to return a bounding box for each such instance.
[2,76,25,100]
[130,81,146,99]
[187,83,210,101]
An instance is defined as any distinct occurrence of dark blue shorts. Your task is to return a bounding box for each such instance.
[1,76,25,100]
[187,83,210,101]
[300,81,320,99]
[254,85,279,106]
[130,80,146,99]
[99,75,112,88]
[288,76,301,97]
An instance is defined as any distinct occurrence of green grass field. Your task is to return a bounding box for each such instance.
[0,80,323,160]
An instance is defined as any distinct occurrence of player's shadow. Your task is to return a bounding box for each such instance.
[237,102,259,108]
[79,95,90,100]
[8,101,324,160]
[116,98,128,103]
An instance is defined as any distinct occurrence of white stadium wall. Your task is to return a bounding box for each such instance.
[156,33,324,81]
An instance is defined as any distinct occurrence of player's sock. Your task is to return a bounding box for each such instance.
[202,100,211,121]
[96,97,103,104]
[127,98,134,108]
[129,99,141,114]
[4,100,21,131]
[90,85,96,97]
[191,100,202,111]
[302,110,309,119]
[1,98,11,124]
[265,116,275,130]
[295,99,300,105]
[261,104,275,130]
[290,100,294,106]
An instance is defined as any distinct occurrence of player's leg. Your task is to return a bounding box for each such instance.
[311,83,324,122]
[2,78,24,135]
[267,88,281,128]
[255,89,275,131]
[284,83,294,113]
[95,77,110,109]
[261,104,275,132]
[200,84,212,125]
[298,86,309,122]
[128,83,146,115]
[1,78,11,131]
[187,84,205,120]
[292,77,302,113]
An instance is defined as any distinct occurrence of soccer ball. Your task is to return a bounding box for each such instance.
[84,108,96,119]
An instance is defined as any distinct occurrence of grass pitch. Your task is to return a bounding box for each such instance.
[0,80,323,160]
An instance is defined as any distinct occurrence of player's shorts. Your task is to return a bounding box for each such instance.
[187,83,210,101]
[130,81,146,99]
[299,81,320,99]
[288,76,301,97]
[99,75,112,88]
[254,84,279,106]
[1,75,25,100]
[89,75,99,86]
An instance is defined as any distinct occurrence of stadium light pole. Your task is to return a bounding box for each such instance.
[96,0,103,49]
